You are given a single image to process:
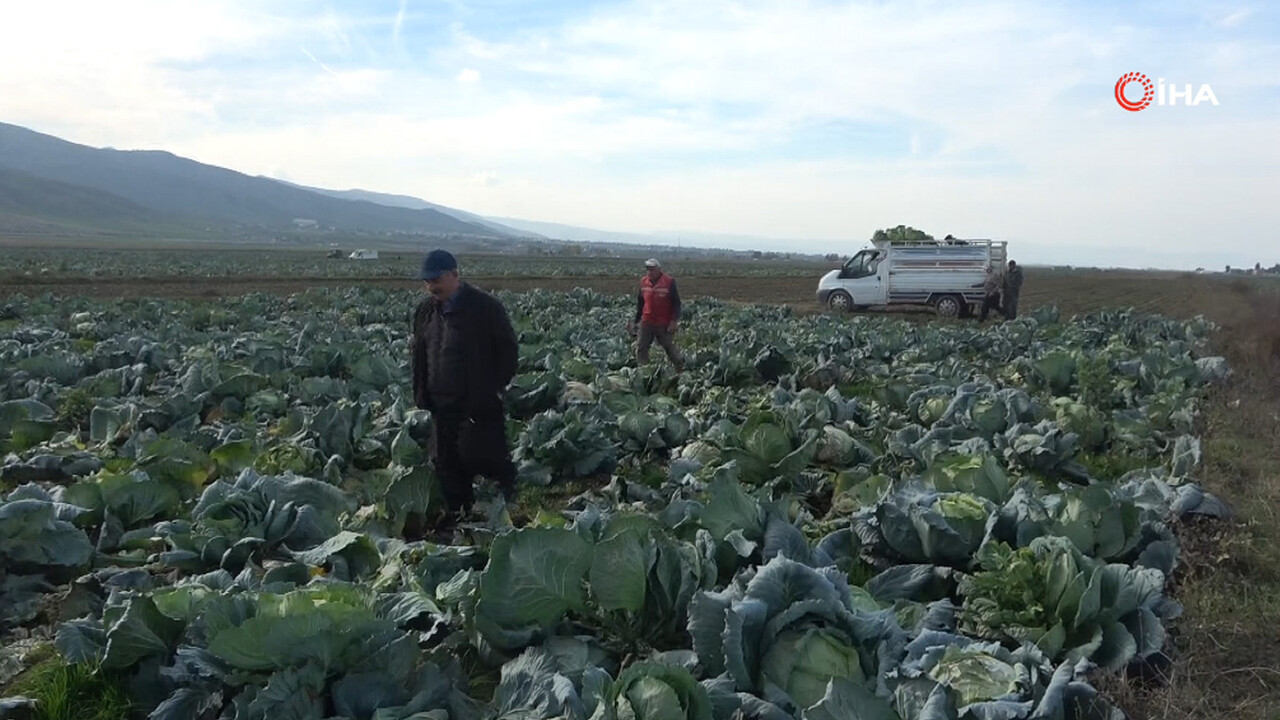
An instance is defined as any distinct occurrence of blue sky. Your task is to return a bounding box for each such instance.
[1,0,1278,268]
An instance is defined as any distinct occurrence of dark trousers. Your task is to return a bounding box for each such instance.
[430,408,515,513]
[1003,292,1020,320]
[637,322,683,371]
[979,293,1003,321]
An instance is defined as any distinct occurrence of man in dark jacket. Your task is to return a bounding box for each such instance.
[1002,259,1024,319]
[410,249,519,521]
[626,258,684,373]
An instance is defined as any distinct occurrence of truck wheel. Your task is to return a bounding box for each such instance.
[827,290,854,312]
[933,295,963,318]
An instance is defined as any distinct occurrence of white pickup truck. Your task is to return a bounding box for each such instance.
[816,239,1008,317]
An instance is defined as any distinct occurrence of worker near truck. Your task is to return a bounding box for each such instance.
[978,264,1004,321]
[1003,260,1024,319]
[410,249,519,530]
[626,258,685,373]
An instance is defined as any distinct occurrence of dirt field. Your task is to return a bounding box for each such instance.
[0,267,1261,320]
[3,266,1279,719]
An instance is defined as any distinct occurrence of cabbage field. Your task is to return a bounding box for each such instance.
[0,285,1235,720]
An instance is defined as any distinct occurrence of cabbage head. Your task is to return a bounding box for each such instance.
[760,626,866,710]
[563,381,596,404]
[919,397,950,426]
[816,426,854,466]
[968,396,1009,436]
[689,557,902,715]
[1053,398,1107,452]
[1034,352,1077,395]
[680,441,721,467]
[606,662,712,720]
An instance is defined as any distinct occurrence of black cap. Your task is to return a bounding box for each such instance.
[418,249,458,280]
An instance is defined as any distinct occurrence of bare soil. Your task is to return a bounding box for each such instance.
[0,267,1254,319]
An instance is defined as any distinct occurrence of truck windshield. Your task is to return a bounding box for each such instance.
[844,251,881,278]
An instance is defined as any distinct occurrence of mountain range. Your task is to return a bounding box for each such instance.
[0,121,527,241]
[285,183,537,239]
[0,121,778,253]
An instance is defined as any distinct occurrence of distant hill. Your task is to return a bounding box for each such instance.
[0,122,510,238]
[293,186,436,211]
[0,165,178,234]
[478,216,831,255]
[483,216,663,245]
[0,121,826,259]
[293,184,538,239]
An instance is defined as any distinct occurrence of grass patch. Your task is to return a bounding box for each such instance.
[5,652,132,720]
[837,380,879,400]
[1075,448,1159,481]
[100,457,135,473]
[509,477,598,526]
[616,459,669,490]
[1113,284,1280,719]
[56,386,97,431]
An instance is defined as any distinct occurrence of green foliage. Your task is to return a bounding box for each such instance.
[957,543,1051,637]
[55,387,97,430]
[1075,448,1153,481]
[0,486,94,570]
[6,656,132,720]
[605,662,713,720]
[959,538,1171,669]
[1076,351,1115,409]
[0,285,1230,720]
[870,225,935,245]
[689,556,898,714]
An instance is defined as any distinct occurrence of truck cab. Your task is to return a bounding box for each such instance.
[818,249,889,310]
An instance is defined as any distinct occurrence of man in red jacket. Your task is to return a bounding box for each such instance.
[626,258,684,373]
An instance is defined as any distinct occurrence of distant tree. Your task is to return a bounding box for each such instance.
[872,225,934,245]
[824,253,841,262]
[1225,265,1231,273]
[751,250,763,260]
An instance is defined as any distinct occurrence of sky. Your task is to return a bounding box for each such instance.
[1,0,1278,269]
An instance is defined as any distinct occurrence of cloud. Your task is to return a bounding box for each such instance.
[1215,7,1253,28]
[393,0,409,46]
[299,47,340,76]
[0,0,1275,268]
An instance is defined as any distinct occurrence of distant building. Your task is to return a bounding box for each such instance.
[292,218,319,230]
[348,249,379,260]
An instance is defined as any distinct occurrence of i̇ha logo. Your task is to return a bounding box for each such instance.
[1115,72,1219,111]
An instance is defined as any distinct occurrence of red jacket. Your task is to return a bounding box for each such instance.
[636,273,681,326]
